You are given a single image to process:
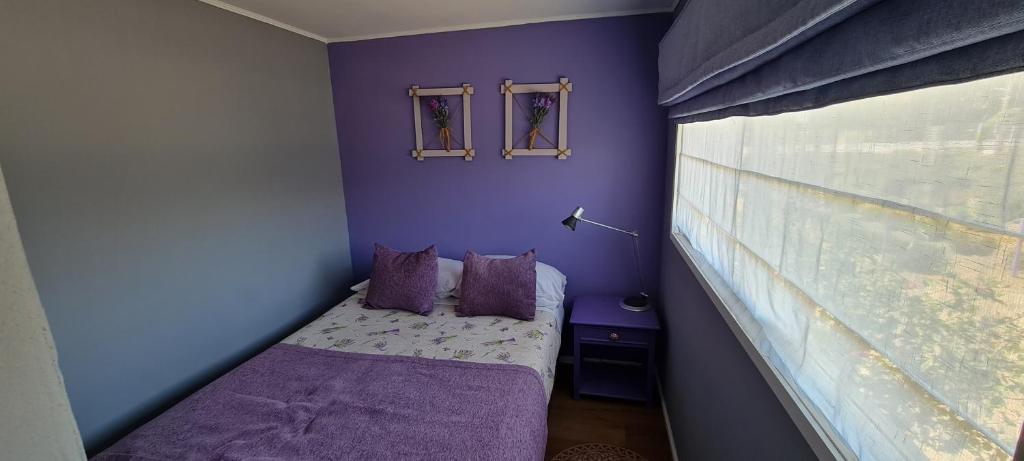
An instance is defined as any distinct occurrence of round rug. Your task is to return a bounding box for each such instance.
[551,443,648,461]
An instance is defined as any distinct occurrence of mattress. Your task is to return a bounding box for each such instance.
[281,292,563,399]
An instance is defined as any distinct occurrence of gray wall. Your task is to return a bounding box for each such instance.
[0,0,352,453]
[658,131,817,460]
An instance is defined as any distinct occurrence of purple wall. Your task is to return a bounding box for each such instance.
[328,14,671,303]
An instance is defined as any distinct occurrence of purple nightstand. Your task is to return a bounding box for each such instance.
[571,296,660,405]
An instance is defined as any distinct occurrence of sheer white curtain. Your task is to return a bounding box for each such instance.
[673,71,1024,460]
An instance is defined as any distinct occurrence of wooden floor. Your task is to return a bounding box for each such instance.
[545,364,674,461]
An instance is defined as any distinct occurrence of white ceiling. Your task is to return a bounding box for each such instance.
[200,0,676,43]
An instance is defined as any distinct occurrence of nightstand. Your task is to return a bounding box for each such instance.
[571,295,660,405]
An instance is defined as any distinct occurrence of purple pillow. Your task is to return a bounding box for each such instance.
[457,250,537,320]
[364,244,438,315]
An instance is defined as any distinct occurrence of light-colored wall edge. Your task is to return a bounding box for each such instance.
[669,234,850,461]
[196,0,677,43]
[196,0,328,42]
[326,8,676,42]
[657,378,681,461]
[0,164,86,461]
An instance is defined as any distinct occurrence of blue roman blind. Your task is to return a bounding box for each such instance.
[659,0,1024,122]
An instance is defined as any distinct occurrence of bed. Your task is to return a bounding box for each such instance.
[92,293,562,461]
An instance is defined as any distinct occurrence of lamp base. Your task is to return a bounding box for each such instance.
[620,293,650,312]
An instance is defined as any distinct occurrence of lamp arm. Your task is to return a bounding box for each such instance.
[577,217,647,297]
[577,217,639,237]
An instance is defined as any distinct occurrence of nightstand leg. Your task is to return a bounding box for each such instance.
[646,343,656,407]
[572,327,581,400]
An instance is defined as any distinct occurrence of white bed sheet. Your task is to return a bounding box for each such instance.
[282,293,563,399]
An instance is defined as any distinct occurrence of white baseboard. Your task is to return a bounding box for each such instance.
[658,378,680,461]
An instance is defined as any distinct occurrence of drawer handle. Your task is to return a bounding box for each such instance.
[608,332,620,342]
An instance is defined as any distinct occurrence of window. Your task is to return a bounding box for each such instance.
[671,72,1024,460]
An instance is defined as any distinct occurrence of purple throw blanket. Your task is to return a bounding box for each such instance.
[93,344,548,461]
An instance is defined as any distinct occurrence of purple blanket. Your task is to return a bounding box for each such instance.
[93,344,548,461]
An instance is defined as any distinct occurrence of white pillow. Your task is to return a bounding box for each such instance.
[350,279,367,291]
[531,260,568,310]
[435,257,462,296]
[351,257,463,298]
[453,255,567,311]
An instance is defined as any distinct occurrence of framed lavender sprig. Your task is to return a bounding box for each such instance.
[528,93,555,150]
[428,97,452,151]
[408,83,474,161]
[500,77,572,160]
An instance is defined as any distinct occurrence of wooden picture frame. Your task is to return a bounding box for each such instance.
[500,77,572,160]
[409,83,475,161]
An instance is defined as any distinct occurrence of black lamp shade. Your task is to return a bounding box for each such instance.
[562,206,584,231]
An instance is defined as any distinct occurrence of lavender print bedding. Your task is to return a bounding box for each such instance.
[282,293,562,399]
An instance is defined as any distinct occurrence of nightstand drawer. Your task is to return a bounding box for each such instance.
[576,325,652,346]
